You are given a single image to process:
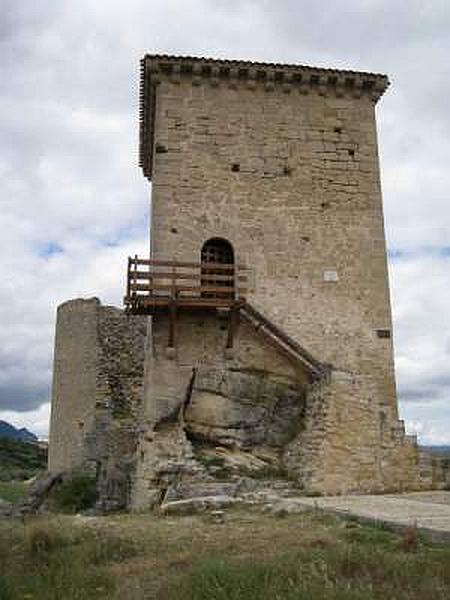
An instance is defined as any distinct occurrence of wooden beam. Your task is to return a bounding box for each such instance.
[226,305,238,349]
[129,257,246,270]
[129,283,246,294]
[131,270,244,282]
[168,301,177,349]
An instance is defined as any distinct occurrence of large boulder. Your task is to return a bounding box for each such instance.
[184,368,305,449]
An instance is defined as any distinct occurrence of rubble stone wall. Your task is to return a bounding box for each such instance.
[48,298,147,509]
[131,312,310,510]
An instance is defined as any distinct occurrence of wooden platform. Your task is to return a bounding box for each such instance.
[124,257,248,314]
[124,256,327,378]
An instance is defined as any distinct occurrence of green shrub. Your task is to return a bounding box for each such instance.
[0,519,114,599]
[51,474,97,513]
[0,480,28,503]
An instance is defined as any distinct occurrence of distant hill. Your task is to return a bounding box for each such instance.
[0,420,37,442]
[0,437,47,481]
[421,445,450,456]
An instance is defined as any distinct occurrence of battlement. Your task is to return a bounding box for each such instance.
[139,54,389,180]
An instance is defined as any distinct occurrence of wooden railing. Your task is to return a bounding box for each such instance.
[124,257,248,312]
[240,302,328,378]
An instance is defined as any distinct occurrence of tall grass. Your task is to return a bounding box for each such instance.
[163,524,450,600]
[1,511,450,600]
[0,518,139,600]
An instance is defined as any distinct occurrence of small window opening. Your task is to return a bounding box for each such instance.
[231,163,240,172]
[376,329,391,339]
[201,238,234,299]
[348,149,355,157]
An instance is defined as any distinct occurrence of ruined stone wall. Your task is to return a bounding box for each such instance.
[418,450,450,490]
[49,298,147,508]
[131,312,310,510]
[284,371,422,494]
[49,299,99,472]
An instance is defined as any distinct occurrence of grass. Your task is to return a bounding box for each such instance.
[0,480,28,503]
[1,509,450,599]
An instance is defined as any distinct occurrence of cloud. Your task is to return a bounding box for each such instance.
[0,402,50,440]
[0,1,449,444]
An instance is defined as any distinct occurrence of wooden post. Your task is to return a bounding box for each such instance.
[226,304,237,349]
[168,300,177,350]
[126,256,131,303]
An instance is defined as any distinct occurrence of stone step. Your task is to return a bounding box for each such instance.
[160,495,239,516]
[164,481,240,503]
[163,477,301,506]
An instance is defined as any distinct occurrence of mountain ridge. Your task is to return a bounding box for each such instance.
[0,420,37,442]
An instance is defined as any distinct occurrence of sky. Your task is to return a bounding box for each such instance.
[1,0,449,443]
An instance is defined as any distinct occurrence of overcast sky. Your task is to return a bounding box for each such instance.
[1,0,449,443]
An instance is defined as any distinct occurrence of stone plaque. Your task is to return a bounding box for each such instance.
[323,269,339,282]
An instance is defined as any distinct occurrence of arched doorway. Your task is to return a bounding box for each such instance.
[201,238,234,299]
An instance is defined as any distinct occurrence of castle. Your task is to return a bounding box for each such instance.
[48,55,434,511]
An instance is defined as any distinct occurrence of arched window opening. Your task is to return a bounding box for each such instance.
[201,238,234,299]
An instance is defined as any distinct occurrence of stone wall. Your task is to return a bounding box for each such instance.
[49,299,99,473]
[134,63,416,502]
[131,309,424,509]
[284,371,422,494]
[418,449,450,489]
[149,73,397,421]
[48,298,147,510]
[131,311,310,510]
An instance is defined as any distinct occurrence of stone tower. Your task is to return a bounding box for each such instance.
[49,55,424,511]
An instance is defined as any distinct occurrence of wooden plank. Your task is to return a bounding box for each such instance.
[129,283,246,294]
[129,257,246,270]
[126,257,131,298]
[226,306,238,349]
[168,301,177,348]
[130,271,244,282]
[124,296,245,309]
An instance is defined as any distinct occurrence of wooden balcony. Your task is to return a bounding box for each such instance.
[124,257,248,315]
[124,256,327,378]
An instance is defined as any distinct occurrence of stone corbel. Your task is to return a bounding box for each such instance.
[228,67,239,89]
[171,63,181,85]
[352,76,363,99]
[192,63,202,86]
[317,75,328,97]
[210,66,220,87]
[246,68,257,90]
[282,72,292,94]
[299,74,310,95]
[370,79,386,102]
[335,75,346,98]
[149,63,161,85]
[265,70,275,91]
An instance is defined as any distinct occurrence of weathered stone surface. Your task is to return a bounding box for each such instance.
[48,299,147,510]
[185,368,305,448]
[160,495,239,516]
[14,471,64,517]
[164,481,240,502]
